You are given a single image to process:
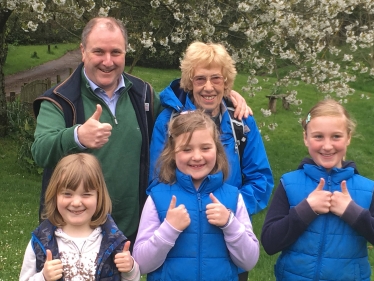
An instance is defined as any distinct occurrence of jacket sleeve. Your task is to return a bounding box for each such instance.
[148,109,172,185]
[222,194,260,271]
[133,196,182,274]
[261,182,318,255]
[240,116,274,215]
[340,192,374,245]
[31,101,82,168]
[19,241,45,281]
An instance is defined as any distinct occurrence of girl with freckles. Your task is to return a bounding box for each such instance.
[133,110,259,281]
[261,99,374,281]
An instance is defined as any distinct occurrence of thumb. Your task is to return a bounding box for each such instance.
[46,249,52,261]
[91,104,102,121]
[341,180,349,195]
[123,241,131,252]
[209,193,220,203]
[168,195,176,210]
[315,178,325,191]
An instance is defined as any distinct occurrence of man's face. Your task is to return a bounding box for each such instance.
[80,22,126,96]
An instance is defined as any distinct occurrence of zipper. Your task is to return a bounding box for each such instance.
[197,192,202,281]
[313,175,331,280]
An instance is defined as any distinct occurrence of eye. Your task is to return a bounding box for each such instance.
[210,76,224,84]
[111,50,123,56]
[61,192,72,197]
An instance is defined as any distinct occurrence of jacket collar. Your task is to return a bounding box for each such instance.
[175,168,224,194]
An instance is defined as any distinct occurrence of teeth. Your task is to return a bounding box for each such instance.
[203,96,215,100]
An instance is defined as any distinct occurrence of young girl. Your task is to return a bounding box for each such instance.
[133,110,259,281]
[20,153,140,281]
[261,99,374,281]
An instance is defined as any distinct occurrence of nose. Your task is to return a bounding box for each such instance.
[203,79,214,91]
[192,150,202,161]
[71,196,82,207]
[322,140,333,150]
[102,53,114,67]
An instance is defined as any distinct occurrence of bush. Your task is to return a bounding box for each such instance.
[6,98,42,174]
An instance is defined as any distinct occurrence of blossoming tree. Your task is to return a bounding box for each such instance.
[1,0,373,136]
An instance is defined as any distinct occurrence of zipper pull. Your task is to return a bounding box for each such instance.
[114,116,118,124]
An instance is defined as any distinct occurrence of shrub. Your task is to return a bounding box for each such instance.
[6,98,42,174]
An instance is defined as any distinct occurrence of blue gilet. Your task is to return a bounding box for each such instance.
[31,214,126,281]
[148,169,239,281]
[276,164,373,281]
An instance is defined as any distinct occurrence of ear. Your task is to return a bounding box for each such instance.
[346,132,352,146]
[80,43,85,62]
[303,130,308,147]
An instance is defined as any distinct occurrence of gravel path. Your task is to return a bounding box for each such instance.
[5,48,82,96]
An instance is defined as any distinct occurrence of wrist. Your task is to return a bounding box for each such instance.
[220,209,234,229]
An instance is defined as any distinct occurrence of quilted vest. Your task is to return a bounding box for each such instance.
[276,164,373,281]
[148,170,239,281]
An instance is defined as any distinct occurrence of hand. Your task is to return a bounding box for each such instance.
[114,241,134,273]
[229,90,253,120]
[206,193,231,227]
[330,180,352,217]
[165,195,190,231]
[42,249,63,281]
[77,104,112,149]
[306,178,332,215]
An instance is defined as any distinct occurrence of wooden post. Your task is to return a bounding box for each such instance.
[57,75,61,84]
[10,92,15,102]
[9,92,16,102]
[69,68,73,75]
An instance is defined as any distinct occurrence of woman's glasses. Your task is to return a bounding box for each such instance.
[190,75,226,87]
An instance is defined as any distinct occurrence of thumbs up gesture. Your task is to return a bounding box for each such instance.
[42,249,63,281]
[77,104,113,149]
[114,241,134,273]
[206,193,231,227]
[165,195,190,231]
[330,180,353,216]
[306,178,332,215]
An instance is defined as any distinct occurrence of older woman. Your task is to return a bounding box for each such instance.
[148,41,274,280]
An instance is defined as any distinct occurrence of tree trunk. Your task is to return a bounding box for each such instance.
[0,9,13,137]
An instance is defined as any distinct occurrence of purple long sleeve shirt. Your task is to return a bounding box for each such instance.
[133,193,259,274]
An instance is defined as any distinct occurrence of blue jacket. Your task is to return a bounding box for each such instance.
[31,215,127,281]
[276,164,374,281]
[149,79,274,215]
[147,169,239,281]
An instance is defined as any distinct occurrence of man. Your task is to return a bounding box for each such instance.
[32,17,250,245]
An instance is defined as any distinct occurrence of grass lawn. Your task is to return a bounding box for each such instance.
[1,46,374,280]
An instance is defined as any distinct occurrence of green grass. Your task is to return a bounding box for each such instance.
[4,43,79,76]
[1,46,374,281]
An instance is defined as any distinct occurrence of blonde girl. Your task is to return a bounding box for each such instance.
[20,153,140,281]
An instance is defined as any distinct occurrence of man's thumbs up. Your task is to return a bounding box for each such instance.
[77,104,112,149]
[91,104,102,121]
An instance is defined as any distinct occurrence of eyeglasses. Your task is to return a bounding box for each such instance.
[190,75,226,87]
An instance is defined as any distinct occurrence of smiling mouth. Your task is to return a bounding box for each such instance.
[189,164,205,168]
[69,210,85,215]
[202,95,216,100]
